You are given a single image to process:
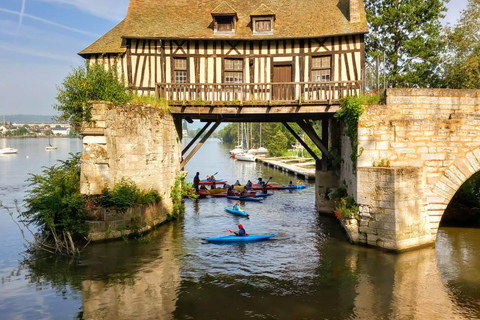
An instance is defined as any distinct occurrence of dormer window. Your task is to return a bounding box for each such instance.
[215,16,234,33]
[251,4,275,35]
[252,17,274,34]
[211,2,237,35]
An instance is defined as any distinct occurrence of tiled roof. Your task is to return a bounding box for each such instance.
[78,20,126,57]
[80,1,368,55]
[123,0,367,39]
[211,2,237,15]
[250,4,276,16]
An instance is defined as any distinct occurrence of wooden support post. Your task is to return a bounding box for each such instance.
[297,119,330,171]
[181,121,222,169]
[182,121,212,156]
[282,122,320,161]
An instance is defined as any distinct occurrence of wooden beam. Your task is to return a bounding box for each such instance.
[181,121,222,169]
[182,121,212,156]
[297,119,330,159]
[282,122,320,161]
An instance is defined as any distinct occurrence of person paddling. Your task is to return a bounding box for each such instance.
[233,200,243,212]
[234,224,247,236]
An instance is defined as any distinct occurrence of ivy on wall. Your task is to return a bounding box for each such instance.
[335,95,379,171]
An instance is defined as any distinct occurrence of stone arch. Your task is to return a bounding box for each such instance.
[427,148,480,238]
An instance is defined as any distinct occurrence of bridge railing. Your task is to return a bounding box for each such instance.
[155,81,361,105]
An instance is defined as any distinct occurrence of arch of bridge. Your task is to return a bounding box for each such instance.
[427,148,480,237]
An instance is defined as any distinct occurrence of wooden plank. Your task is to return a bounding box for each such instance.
[282,122,320,161]
[297,119,330,159]
[182,122,212,156]
[126,39,133,85]
[181,121,221,169]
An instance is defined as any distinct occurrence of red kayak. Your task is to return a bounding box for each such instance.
[199,180,227,185]
[196,190,210,198]
[211,191,257,198]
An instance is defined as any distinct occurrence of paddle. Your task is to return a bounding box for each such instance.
[227,229,233,233]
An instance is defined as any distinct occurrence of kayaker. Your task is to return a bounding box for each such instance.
[233,201,243,212]
[240,186,248,198]
[234,224,247,236]
[234,180,241,186]
[288,181,293,186]
[258,177,263,185]
[262,184,267,194]
[206,175,210,181]
[246,180,253,189]
[227,185,235,196]
[193,172,200,192]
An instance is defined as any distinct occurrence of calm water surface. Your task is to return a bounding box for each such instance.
[0,138,479,319]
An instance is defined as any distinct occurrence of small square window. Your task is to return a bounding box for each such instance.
[252,16,274,34]
[174,58,187,83]
[255,19,272,32]
[311,56,331,82]
[215,16,234,33]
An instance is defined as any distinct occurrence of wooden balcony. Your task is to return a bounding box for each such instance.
[156,81,361,105]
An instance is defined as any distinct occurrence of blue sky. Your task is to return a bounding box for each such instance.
[0,0,470,115]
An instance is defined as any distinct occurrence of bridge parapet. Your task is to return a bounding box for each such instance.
[349,88,480,251]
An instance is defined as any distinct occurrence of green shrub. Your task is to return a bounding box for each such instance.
[100,179,161,209]
[267,130,289,156]
[54,62,131,129]
[330,186,359,220]
[170,176,198,218]
[23,153,88,242]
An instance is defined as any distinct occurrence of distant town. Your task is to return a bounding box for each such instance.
[1,115,75,138]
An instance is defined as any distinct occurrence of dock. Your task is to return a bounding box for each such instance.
[256,157,316,181]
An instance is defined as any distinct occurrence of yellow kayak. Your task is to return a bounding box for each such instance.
[208,188,228,194]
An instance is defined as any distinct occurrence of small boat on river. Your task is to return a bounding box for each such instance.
[0,147,18,154]
[235,153,256,162]
[278,185,307,190]
[205,234,276,243]
[224,207,249,217]
[199,179,227,185]
[227,196,262,202]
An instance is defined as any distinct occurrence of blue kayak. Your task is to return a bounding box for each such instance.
[278,185,307,190]
[205,234,277,243]
[227,196,262,202]
[255,192,273,197]
[224,207,249,217]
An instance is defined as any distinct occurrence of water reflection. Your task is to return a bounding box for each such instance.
[81,224,182,320]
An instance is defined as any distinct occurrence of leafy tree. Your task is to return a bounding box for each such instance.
[365,0,448,87]
[442,0,480,89]
[267,130,289,156]
[54,63,130,130]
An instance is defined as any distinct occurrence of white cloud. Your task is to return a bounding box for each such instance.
[37,0,129,22]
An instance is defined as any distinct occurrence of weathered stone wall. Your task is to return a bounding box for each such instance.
[81,103,181,210]
[353,88,480,250]
[80,103,182,238]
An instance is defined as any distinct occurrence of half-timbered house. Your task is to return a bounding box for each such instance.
[79,0,368,106]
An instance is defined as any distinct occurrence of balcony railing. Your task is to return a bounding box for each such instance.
[156,81,361,105]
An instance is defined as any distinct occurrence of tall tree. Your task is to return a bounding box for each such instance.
[442,0,480,89]
[365,0,448,88]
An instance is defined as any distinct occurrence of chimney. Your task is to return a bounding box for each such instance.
[350,0,361,23]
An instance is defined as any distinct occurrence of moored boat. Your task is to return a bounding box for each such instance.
[205,234,277,243]
[235,153,256,162]
[0,147,18,154]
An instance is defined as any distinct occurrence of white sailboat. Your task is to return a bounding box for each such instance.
[45,130,57,150]
[256,123,268,156]
[0,116,17,154]
[229,123,244,156]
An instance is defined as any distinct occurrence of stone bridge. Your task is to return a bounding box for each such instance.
[341,88,480,251]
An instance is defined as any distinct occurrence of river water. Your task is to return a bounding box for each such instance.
[0,138,479,319]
